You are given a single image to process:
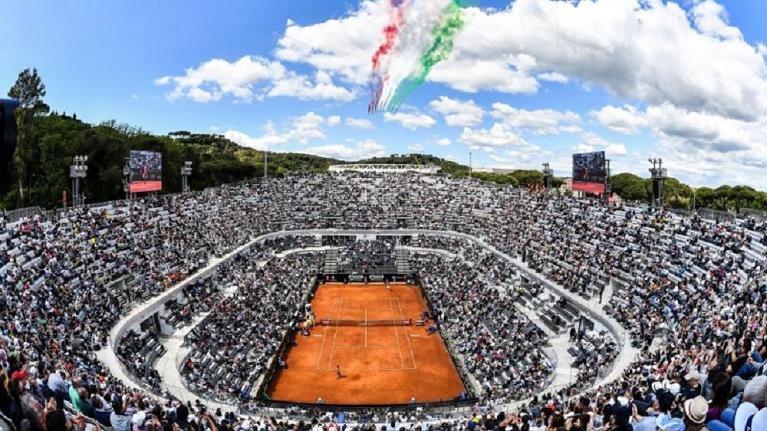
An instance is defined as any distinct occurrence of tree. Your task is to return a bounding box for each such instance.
[8,68,50,207]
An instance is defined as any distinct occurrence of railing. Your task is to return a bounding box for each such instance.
[105,229,633,418]
[1,206,44,223]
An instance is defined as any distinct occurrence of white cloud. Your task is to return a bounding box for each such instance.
[408,143,426,153]
[327,115,342,127]
[345,117,375,129]
[428,56,540,94]
[590,105,647,135]
[267,70,356,101]
[383,112,436,130]
[580,132,627,157]
[225,123,289,151]
[435,138,452,146]
[645,104,754,153]
[303,139,387,160]
[275,0,767,120]
[691,0,742,40]
[275,1,386,85]
[155,55,355,103]
[459,123,539,153]
[537,72,569,83]
[490,103,581,135]
[223,112,330,150]
[593,103,757,154]
[290,112,327,144]
[429,96,484,127]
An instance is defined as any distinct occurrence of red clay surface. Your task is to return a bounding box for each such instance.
[267,282,466,405]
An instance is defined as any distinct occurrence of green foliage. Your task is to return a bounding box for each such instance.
[6,69,767,214]
[8,68,51,207]
[0,114,337,209]
[509,170,544,187]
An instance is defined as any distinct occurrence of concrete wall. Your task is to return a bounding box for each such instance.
[104,228,634,408]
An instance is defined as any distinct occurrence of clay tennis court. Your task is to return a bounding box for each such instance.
[267,282,466,405]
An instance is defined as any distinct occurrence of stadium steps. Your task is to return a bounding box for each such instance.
[323,248,338,273]
[395,249,410,273]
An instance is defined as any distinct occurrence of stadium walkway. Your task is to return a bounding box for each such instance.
[548,332,578,391]
[97,235,260,409]
[101,229,638,414]
[152,312,238,413]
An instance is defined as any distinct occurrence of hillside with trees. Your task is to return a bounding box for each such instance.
[3,68,767,213]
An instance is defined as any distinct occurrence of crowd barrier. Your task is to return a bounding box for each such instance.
[105,228,633,417]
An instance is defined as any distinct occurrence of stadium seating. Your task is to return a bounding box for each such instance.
[1,172,766,430]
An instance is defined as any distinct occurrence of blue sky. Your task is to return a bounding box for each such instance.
[2,0,767,188]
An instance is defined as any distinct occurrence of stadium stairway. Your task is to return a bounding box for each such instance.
[323,248,338,273]
[151,311,237,413]
[395,248,411,273]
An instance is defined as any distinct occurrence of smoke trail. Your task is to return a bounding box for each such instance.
[369,0,408,112]
[383,0,466,112]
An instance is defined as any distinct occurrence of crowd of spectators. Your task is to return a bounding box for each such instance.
[336,239,396,273]
[0,172,765,430]
[182,252,322,402]
[412,251,552,404]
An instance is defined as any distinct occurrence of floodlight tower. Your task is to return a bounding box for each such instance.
[122,157,131,200]
[603,159,612,204]
[542,163,554,190]
[648,158,668,208]
[181,161,193,193]
[69,155,88,207]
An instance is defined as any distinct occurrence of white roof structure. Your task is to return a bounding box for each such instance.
[328,164,441,174]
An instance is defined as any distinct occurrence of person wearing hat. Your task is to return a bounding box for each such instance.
[681,370,703,399]
[683,396,709,431]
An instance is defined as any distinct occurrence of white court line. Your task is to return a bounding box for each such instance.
[314,298,339,369]
[386,291,406,369]
[395,297,417,369]
[326,297,344,369]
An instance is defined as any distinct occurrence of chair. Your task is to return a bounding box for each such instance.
[707,420,732,431]
[721,408,736,428]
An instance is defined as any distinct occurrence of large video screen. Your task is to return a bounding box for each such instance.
[572,151,606,194]
[129,150,162,193]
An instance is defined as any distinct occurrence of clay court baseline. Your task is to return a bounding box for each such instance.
[266,282,466,406]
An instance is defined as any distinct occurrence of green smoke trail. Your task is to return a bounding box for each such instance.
[386,0,466,112]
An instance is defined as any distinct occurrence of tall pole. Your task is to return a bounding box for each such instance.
[69,155,88,207]
[648,158,668,209]
[123,157,131,200]
[469,152,472,179]
[604,159,612,204]
[264,151,268,179]
[181,161,193,193]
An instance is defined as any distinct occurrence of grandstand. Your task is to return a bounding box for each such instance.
[1,171,766,431]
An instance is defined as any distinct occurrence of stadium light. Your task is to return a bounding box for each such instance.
[181,161,193,193]
[542,163,554,190]
[648,158,668,209]
[69,155,88,207]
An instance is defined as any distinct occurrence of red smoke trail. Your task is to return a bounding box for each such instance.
[371,2,405,70]
[369,0,406,112]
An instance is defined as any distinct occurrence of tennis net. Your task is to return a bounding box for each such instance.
[318,318,413,327]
